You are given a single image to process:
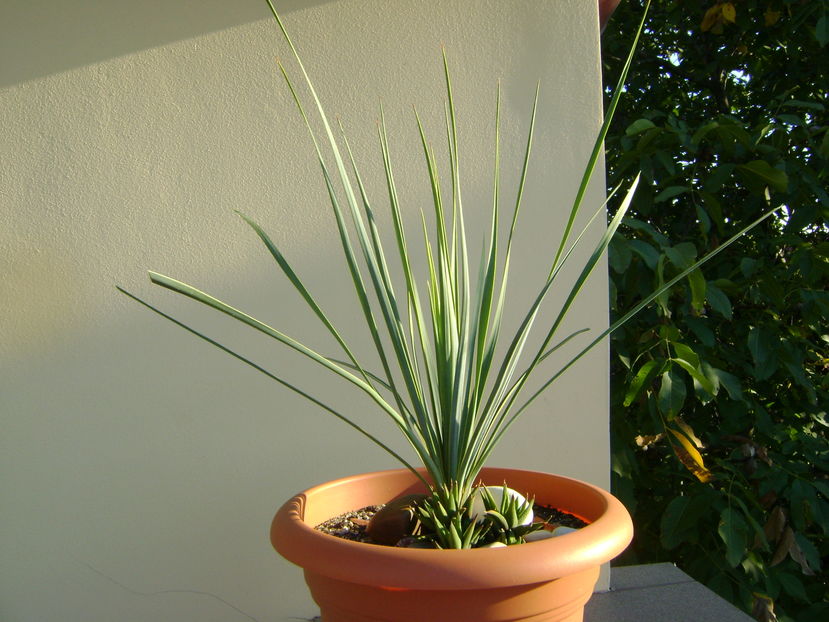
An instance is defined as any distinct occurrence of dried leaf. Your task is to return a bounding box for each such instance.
[751,593,778,622]
[669,428,714,482]
[771,526,794,567]
[756,506,786,550]
[764,7,782,27]
[788,533,816,576]
[759,491,777,508]
[755,443,773,466]
[635,432,665,450]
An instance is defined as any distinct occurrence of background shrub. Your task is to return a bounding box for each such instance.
[602,2,828,620]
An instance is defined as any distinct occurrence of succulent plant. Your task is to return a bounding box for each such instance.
[119,0,778,548]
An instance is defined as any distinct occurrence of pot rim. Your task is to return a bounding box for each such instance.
[271,467,633,590]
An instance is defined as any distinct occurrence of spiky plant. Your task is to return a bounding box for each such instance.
[119,0,776,547]
[414,484,542,550]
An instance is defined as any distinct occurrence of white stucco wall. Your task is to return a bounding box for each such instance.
[0,1,611,619]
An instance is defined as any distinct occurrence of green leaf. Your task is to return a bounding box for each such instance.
[115,287,421,480]
[658,367,686,417]
[687,270,706,312]
[654,150,676,175]
[624,359,662,406]
[737,160,789,193]
[685,316,715,347]
[777,572,809,602]
[672,343,700,368]
[660,495,695,549]
[665,242,697,267]
[813,480,829,501]
[628,239,660,269]
[694,203,712,235]
[739,257,759,278]
[789,480,812,531]
[815,500,829,536]
[718,507,749,567]
[691,120,719,145]
[748,327,779,380]
[704,163,735,194]
[820,129,829,159]
[777,113,803,127]
[609,236,632,273]
[710,368,743,401]
[626,118,656,136]
[707,573,734,603]
[816,14,829,47]
[655,185,690,203]
[706,283,732,319]
[484,510,510,531]
[672,357,716,397]
[780,99,825,112]
[623,217,670,246]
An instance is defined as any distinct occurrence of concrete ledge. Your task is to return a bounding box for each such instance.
[586,563,754,622]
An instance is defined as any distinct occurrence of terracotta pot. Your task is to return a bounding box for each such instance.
[272,467,633,622]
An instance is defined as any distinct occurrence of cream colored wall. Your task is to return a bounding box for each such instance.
[0,1,611,619]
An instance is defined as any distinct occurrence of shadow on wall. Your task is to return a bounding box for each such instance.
[0,0,330,89]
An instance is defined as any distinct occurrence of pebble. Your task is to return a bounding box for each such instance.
[366,494,428,546]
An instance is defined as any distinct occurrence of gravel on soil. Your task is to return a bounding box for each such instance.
[315,503,588,546]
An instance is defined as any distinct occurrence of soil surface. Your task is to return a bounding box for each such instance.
[315,503,588,546]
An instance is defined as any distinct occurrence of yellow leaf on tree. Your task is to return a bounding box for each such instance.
[722,3,737,23]
[669,427,714,482]
[764,7,781,27]
[701,5,722,32]
[675,417,704,449]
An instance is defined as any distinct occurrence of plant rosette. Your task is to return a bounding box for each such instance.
[272,467,633,622]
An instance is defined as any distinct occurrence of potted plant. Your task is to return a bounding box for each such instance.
[119,0,777,620]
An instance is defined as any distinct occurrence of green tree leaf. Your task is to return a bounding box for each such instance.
[736,160,789,193]
[658,367,686,417]
[748,326,779,380]
[718,507,748,567]
[626,118,656,136]
[628,239,660,269]
[710,368,743,401]
[706,283,732,319]
[816,14,829,47]
[777,572,809,602]
[660,495,700,549]
[624,359,662,406]
[655,185,690,203]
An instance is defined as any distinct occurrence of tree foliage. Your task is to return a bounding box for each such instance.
[602,2,828,620]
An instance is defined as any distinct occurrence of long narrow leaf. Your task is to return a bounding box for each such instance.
[235,210,372,387]
[492,206,782,449]
[117,286,427,486]
[548,0,651,275]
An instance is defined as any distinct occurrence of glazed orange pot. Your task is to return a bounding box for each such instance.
[271,467,633,622]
